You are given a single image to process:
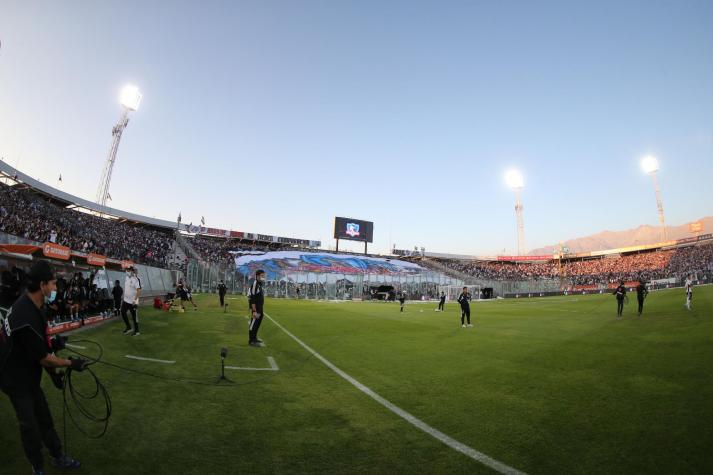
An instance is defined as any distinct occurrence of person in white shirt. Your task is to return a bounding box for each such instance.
[684,275,693,310]
[121,266,142,336]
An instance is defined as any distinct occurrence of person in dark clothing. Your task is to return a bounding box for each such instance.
[186,285,198,310]
[52,276,67,323]
[613,281,627,318]
[399,292,406,312]
[111,280,122,316]
[88,284,101,315]
[636,281,648,316]
[248,270,266,347]
[457,287,472,328]
[66,285,81,321]
[176,282,188,311]
[0,261,88,475]
[437,291,446,312]
[217,280,227,307]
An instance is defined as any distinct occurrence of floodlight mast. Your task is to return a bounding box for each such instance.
[641,156,667,241]
[505,169,526,256]
[514,187,525,256]
[96,85,142,208]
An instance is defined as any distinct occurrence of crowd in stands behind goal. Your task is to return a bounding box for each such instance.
[433,242,713,285]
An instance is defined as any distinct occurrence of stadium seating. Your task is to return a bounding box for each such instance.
[429,243,713,285]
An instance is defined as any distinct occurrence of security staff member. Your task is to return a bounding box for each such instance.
[0,261,87,475]
[248,270,266,347]
[613,281,627,318]
[121,266,141,336]
[218,280,227,307]
[636,280,648,316]
[457,287,472,328]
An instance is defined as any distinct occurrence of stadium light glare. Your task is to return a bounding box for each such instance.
[505,169,524,189]
[119,85,142,111]
[641,155,659,174]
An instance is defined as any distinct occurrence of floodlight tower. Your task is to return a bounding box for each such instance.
[641,155,667,241]
[96,85,142,207]
[505,169,526,256]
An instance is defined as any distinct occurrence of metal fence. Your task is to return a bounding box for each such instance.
[185,258,463,300]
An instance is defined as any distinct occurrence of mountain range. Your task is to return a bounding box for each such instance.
[529,216,713,255]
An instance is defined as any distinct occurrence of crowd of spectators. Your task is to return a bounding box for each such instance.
[433,242,713,285]
[2,182,711,287]
[190,235,306,264]
[0,184,175,267]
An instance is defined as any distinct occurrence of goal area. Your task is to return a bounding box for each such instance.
[438,284,481,302]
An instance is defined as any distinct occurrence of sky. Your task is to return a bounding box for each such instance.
[1,0,712,256]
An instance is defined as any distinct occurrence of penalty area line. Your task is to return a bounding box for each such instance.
[125,355,176,364]
[264,313,526,475]
[225,356,279,371]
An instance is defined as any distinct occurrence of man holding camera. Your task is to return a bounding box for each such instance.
[0,261,88,475]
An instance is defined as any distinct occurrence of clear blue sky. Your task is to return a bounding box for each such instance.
[1,0,712,255]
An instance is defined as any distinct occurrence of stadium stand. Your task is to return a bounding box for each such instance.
[0,184,175,267]
[425,242,713,287]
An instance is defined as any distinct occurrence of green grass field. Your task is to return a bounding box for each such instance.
[2,286,712,474]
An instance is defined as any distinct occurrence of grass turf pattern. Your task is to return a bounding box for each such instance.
[1,286,711,474]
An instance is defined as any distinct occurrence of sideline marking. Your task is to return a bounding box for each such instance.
[264,313,526,475]
[124,355,175,364]
[225,356,279,371]
[65,343,86,350]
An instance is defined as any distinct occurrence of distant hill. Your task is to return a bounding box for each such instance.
[529,216,713,255]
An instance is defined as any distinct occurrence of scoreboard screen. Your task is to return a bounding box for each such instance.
[334,217,374,243]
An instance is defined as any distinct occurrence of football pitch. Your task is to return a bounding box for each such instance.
[2,287,712,474]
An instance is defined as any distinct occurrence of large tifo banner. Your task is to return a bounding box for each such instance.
[234,251,424,278]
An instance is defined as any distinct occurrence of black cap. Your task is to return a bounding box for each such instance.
[28,260,55,284]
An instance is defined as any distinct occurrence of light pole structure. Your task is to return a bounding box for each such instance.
[641,155,667,241]
[96,85,142,207]
[505,169,526,256]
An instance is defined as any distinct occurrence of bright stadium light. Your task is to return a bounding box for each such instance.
[119,85,142,111]
[505,169,524,189]
[505,169,526,255]
[96,84,142,208]
[641,155,659,174]
[641,155,667,241]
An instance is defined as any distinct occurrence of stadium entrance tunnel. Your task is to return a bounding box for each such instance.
[372,285,394,300]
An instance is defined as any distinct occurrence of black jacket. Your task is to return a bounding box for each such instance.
[0,294,49,391]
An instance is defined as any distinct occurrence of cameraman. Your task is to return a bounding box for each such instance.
[0,260,88,475]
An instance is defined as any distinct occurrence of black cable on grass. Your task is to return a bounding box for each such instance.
[60,346,112,455]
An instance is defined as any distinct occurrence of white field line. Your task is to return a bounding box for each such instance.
[264,313,526,475]
[225,356,279,371]
[65,343,86,350]
[124,355,175,364]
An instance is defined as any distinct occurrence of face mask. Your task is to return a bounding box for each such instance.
[44,290,57,304]
[258,277,265,282]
